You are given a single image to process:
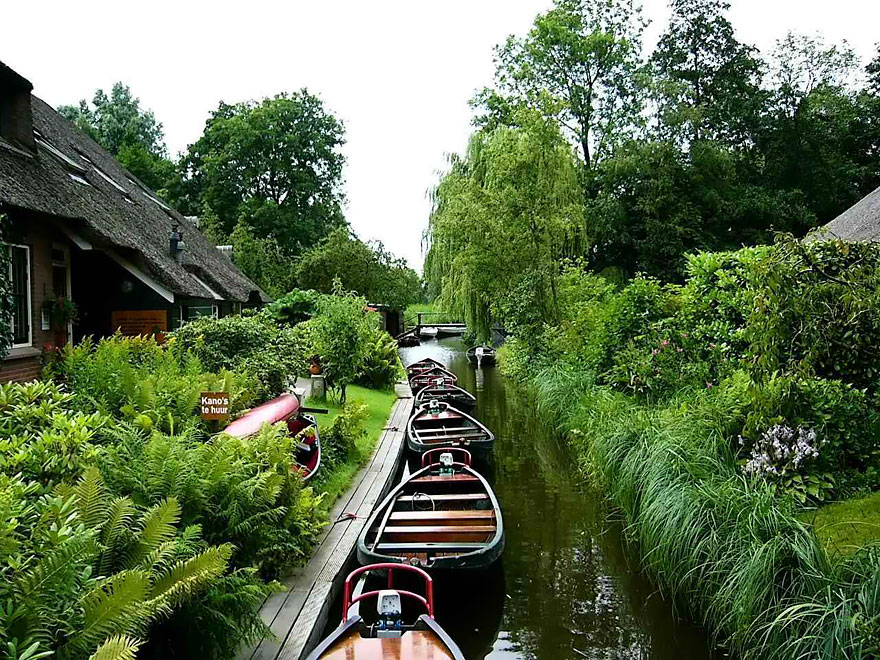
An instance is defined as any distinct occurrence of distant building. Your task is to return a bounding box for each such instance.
[0,61,268,382]
[814,185,880,241]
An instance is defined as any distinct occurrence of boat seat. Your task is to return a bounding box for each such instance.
[389,510,494,524]
[384,525,496,534]
[375,542,489,552]
[397,493,488,503]
[410,474,480,484]
[414,426,478,434]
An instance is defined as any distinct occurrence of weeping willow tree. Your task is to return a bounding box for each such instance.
[424,115,584,343]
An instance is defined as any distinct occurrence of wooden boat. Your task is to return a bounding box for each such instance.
[466,345,496,367]
[406,357,446,379]
[397,332,420,348]
[409,366,457,393]
[419,326,439,339]
[305,562,464,660]
[415,382,476,414]
[435,325,465,338]
[224,393,321,481]
[406,400,494,469]
[358,447,504,571]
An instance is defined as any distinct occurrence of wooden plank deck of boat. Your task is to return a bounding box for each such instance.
[237,381,413,660]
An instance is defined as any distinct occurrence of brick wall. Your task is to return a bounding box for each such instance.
[0,355,40,383]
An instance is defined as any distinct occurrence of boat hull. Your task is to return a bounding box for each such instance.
[415,385,476,415]
[358,464,504,572]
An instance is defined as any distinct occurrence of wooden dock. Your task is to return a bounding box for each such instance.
[238,382,413,660]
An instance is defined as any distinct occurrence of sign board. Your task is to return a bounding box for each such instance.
[200,392,230,421]
[111,310,168,337]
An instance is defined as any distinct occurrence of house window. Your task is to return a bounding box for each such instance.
[187,304,219,321]
[8,244,32,347]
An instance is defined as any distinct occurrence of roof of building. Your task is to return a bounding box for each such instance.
[0,85,268,304]
[813,185,880,242]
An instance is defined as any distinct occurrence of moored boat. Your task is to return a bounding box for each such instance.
[305,562,465,660]
[419,326,439,339]
[466,345,496,367]
[406,400,494,468]
[358,448,504,571]
[435,325,466,338]
[224,393,321,481]
[406,357,446,379]
[409,366,458,393]
[415,382,476,414]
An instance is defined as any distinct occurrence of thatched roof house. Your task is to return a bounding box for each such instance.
[0,61,267,382]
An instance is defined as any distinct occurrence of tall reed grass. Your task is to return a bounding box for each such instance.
[531,364,880,659]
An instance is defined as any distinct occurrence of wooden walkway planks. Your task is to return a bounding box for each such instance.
[238,381,413,660]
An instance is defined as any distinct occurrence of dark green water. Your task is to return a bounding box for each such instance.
[398,337,725,660]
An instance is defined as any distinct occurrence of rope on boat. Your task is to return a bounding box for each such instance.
[412,492,435,511]
[335,511,366,524]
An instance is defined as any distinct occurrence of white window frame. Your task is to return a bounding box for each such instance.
[7,243,33,348]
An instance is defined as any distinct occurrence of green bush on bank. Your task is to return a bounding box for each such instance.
[501,238,880,658]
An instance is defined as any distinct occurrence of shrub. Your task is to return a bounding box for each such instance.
[263,288,320,326]
[317,403,368,477]
[356,327,401,389]
[170,314,310,401]
[95,423,323,579]
[54,335,251,433]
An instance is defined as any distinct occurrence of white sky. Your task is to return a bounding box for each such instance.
[3,1,878,271]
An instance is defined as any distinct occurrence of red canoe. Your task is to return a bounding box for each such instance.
[224,393,321,480]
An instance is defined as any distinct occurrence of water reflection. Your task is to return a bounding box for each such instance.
[400,338,724,660]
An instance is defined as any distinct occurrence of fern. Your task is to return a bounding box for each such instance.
[67,571,150,655]
[14,534,98,603]
[149,545,231,612]
[87,634,141,660]
[123,499,180,568]
[74,468,109,529]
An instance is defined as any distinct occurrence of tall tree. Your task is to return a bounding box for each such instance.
[58,83,173,191]
[651,0,763,145]
[475,0,647,177]
[867,45,880,96]
[425,115,583,340]
[174,92,347,255]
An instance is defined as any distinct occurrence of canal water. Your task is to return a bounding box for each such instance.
[396,337,724,660]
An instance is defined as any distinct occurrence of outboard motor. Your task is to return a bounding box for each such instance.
[374,590,404,638]
[438,451,455,475]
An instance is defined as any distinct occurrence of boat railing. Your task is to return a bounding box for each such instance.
[342,562,434,623]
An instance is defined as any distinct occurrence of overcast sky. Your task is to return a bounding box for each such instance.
[3,1,878,271]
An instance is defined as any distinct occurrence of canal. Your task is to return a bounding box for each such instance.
[398,337,724,660]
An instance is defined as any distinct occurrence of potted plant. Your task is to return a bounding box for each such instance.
[308,354,323,375]
[44,296,78,347]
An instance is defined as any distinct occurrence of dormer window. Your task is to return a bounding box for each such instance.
[0,63,36,154]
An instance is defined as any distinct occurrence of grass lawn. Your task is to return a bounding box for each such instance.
[802,491,880,559]
[307,384,398,512]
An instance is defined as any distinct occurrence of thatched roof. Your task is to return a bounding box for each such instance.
[0,82,268,304]
[813,185,880,242]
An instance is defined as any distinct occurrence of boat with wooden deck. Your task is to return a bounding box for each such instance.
[419,326,439,339]
[305,562,465,660]
[358,448,504,571]
[406,357,446,379]
[224,393,321,481]
[409,366,458,393]
[466,345,497,367]
[406,400,494,469]
[415,382,476,414]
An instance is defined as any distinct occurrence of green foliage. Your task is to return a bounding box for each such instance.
[264,288,320,326]
[226,220,298,299]
[316,402,368,477]
[169,314,309,401]
[57,83,173,193]
[310,282,374,402]
[95,422,322,579]
[53,335,250,434]
[171,91,346,255]
[356,327,401,390]
[805,491,880,559]
[296,228,422,308]
[0,467,230,660]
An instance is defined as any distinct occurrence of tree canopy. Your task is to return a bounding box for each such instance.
[427,0,880,314]
[296,228,422,309]
[173,91,347,256]
[58,83,175,191]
